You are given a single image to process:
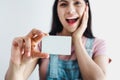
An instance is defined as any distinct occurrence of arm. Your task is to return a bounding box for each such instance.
[5,58,38,80]
[5,29,49,80]
[72,4,109,80]
[73,38,109,80]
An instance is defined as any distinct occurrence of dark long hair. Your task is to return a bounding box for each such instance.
[49,0,94,38]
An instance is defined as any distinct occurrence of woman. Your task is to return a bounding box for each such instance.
[5,0,111,80]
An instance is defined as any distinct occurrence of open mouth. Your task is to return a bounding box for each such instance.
[66,17,79,24]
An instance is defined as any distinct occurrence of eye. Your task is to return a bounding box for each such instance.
[74,1,81,6]
[59,3,68,7]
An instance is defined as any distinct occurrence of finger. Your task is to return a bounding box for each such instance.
[39,53,49,58]
[11,37,24,65]
[24,37,31,57]
[77,4,88,34]
[82,4,89,24]
[32,33,48,43]
[26,28,42,39]
[26,28,48,42]
[31,32,48,52]
[12,37,24,54]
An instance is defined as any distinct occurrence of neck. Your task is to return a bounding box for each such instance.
[58,30,72,36]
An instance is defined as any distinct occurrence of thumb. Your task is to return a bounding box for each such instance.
[32,32,49,43]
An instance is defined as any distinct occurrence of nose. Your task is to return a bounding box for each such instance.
[67,5,76,14]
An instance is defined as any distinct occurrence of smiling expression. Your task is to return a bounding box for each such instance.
[57,0,86,34]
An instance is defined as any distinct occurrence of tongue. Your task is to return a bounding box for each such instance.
[68,19,76,24]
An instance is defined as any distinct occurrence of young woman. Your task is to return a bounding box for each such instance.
[5,0,111,80]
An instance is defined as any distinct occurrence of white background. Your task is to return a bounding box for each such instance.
[0,0,119,80]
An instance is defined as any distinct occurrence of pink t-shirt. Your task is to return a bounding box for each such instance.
[92,37,107,57]
[69,37,107,56]
[82,37,111,63]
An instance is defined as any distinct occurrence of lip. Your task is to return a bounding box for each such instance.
[66,17,79,25]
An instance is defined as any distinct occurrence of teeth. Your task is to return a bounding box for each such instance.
[66,17,78,20]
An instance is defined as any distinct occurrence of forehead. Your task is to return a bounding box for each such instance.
[58,0,85,2]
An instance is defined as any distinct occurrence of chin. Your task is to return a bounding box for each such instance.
[68,28,77,33]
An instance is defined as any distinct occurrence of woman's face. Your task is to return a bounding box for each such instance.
[57,0,86,34]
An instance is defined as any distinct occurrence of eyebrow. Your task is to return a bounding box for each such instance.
[59,0,68,2]
[59,0,79,2]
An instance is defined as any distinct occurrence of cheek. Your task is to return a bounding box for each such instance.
[58,12,63,23]
[78,7,85,18]
[57,8,62,17]
[57,9,65,22]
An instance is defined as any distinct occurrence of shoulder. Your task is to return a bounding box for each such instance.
[83,37,111,63]
[94,37,106,46]
[84,37,107,56]
[92,37,112,63]
[85,37,106,45]
[93,37,107,51]
[84,37,106,47]
[92,37,107,57]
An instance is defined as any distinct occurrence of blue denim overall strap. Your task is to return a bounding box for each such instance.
[47,38,94,80]
[47,54,59,79]
[85,38,94,57]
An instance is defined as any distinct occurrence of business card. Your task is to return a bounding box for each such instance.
[41,36,71,55]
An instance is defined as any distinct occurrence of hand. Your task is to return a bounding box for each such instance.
[5,29,49,80]
[11,28,49,66]
[72,4,89,40]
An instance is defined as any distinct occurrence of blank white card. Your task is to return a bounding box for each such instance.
[41,36,72,55]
